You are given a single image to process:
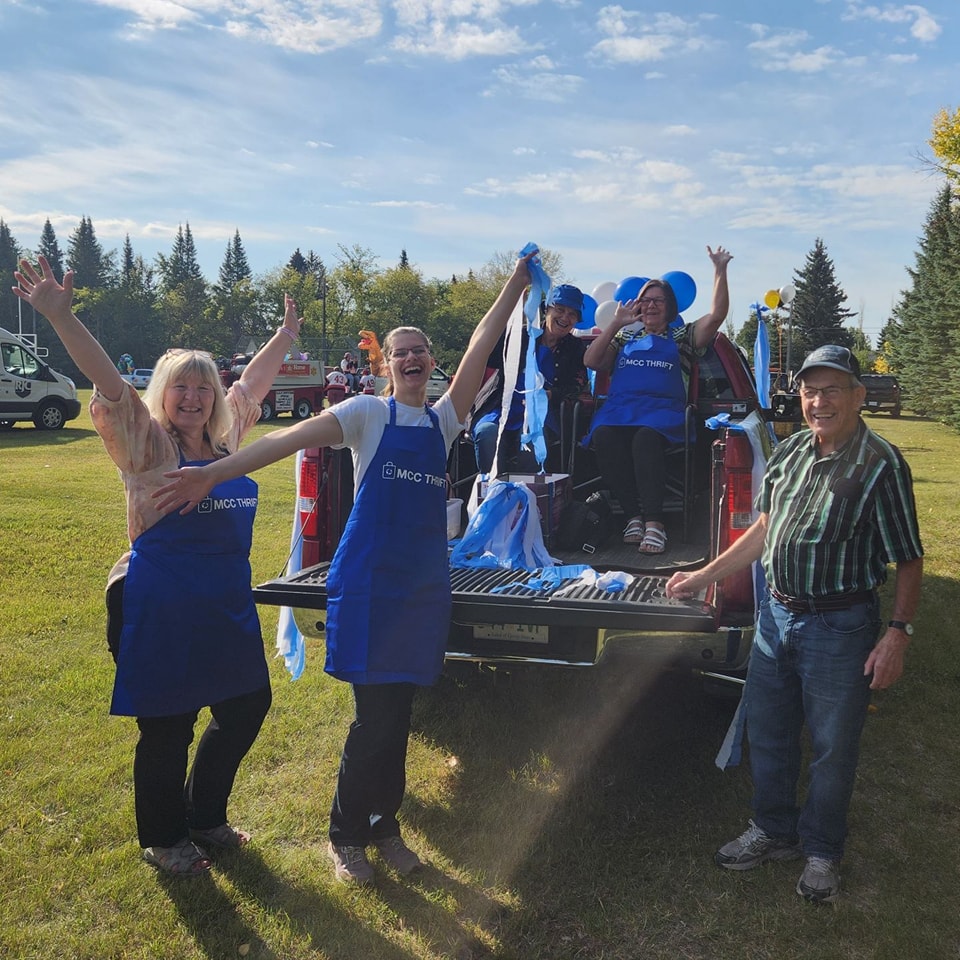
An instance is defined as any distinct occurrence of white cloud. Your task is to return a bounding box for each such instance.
[486,64,583,101]
[89,0,384,52]
[747,29,845,72]
[842,2,942,42]
[393,20,526,59]
[590,6,712,64]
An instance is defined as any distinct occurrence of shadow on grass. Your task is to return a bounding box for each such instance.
[157,846,415,960]
[408,647,743,950]
[0,424,98,446]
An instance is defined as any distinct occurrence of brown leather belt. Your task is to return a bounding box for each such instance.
[770,587,876,613]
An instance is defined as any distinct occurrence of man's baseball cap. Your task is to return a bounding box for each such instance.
[796,345,861,381]
[545,284,584,316]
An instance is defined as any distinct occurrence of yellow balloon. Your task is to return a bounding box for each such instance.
[763,289,781,310]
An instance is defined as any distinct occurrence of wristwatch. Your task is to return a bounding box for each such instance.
[888,620,914,636]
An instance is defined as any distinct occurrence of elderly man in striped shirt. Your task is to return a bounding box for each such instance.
[667,344,923,905]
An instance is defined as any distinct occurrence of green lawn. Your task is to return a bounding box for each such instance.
[1,399,957,960]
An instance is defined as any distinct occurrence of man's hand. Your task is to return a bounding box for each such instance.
[665,570,706,600]
[864,628,910,690]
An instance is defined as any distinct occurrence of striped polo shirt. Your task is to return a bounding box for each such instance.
[758,419,923,598]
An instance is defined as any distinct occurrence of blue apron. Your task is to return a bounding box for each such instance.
[585,332,687,445]
[325,398,451,686]
[111,466,267,717]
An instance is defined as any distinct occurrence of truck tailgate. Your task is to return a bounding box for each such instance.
[253,562,718,633]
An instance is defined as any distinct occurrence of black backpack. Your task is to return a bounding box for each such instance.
[555,492,614,554]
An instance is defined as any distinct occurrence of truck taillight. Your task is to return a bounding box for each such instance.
[719,431,756,617]
[724,433,753,543]
[298,454,319,539]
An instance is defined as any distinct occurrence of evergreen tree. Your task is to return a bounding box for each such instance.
[218,230,251,287]
[288,248,308,275]
[0,219,22,331]
[399,248,410,269]
[157,223,204,289]
[156,224,209,347]
[892,186,960,419]
[787,238,856,368]
[37,220,64,278]
[66,216,114,289]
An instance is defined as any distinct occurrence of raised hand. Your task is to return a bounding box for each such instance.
[282,293,304,338]
[707,245,733,269]
[13,256,75,322]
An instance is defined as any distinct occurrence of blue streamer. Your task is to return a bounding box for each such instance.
[754,317,771,409]
[518,241,550,470]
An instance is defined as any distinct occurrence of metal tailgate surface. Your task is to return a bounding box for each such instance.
[254,563,718,634]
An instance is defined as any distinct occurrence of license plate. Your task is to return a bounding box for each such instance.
[472,623,549,644]
[867,401,879,407]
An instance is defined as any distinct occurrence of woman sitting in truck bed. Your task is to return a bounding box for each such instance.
[152,249,540,886]
[583,246,733,555]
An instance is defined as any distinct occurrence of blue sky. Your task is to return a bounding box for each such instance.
[0,0,954,344]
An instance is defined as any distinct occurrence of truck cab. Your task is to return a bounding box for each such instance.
[0,327,82,430]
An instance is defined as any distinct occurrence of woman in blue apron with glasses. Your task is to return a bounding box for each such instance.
[583,246,733,555]
[154,250,539,884]
[13,256,305,877]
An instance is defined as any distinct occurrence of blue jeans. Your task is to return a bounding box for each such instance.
[744,593,880,860]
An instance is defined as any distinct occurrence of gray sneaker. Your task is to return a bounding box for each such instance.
[328,842,374,884]
[797,856,841,903]
[715,820,803,871]
[375,835,422,875]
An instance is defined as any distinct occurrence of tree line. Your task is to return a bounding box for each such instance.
[0,219,530,386]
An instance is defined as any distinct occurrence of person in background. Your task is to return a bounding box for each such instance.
[666,345,923,904]
[340,351,356,372]
[467,283,587,475]
[152,251,539,885]
[13,256,304,877]
[583,246,732,554]
[359,366,377,394]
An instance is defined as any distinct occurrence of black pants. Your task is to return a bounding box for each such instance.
[591,424,670,522]
[329,682,417,848]
[134,685,272,848]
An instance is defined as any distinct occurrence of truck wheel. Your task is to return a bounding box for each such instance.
[261,399,275,421]
[891,405,901,418]
[33,400,66,430]
[0,419,14,430]
[294,398,313,420]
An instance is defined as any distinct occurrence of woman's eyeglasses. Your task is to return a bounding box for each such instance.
[389,346,430,359]
[638,296,666,308]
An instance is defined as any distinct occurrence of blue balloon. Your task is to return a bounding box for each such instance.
[613,275,646,304]
[662,271,696,313]
[576,294,598,329]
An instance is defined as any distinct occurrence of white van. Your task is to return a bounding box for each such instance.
[0,327,82,430]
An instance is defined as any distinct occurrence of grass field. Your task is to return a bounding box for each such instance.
[1,397,958,960]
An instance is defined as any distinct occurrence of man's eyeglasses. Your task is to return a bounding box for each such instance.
[638,296,666,308]
[799,386,854,401]
[390,346,430,359]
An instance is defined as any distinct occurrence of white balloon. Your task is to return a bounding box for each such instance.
[594,299,619,331]
[779,283,796,305]
[592,281,617,303]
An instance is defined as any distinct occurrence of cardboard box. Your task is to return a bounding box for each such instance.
[473,473,571,550]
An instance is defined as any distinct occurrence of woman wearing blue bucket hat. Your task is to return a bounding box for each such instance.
[467,283,587,475]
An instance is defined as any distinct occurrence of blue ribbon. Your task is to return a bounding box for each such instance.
[754,315,771,409]
[518,241,550,470]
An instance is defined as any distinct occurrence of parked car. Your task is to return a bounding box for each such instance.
[253,332,797,687]
[861,374,901,417]
[425,367,451,403]
[121,368,153,390]
[0,326,81,429]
